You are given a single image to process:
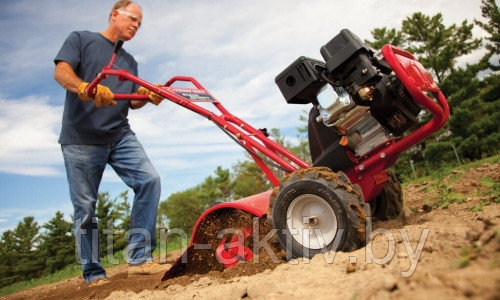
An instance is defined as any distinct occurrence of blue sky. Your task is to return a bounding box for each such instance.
[0,0,486,232]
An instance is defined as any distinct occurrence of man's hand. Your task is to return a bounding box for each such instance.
[137,85,165,106]
[78,82,117,107]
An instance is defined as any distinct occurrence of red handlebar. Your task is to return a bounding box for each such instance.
[84,48,310,185]
[86,71,206,101]
[166,76,205,89]
[86,66,152,101]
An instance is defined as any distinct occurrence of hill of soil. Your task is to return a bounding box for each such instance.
[4,163,499,300]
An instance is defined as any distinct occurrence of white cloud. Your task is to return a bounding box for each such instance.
[0,96,63,176]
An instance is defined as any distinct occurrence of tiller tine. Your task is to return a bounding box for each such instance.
[215,226,254,268]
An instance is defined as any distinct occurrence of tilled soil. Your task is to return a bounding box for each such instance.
[4,163,499,300]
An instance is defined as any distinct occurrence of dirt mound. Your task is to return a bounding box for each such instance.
[4,163,499,300]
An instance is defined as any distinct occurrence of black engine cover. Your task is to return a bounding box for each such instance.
[275,56,326,104]
[308,107,353,171]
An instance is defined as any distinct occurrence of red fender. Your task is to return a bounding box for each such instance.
[161,190,271,281]
[189,190,271,244]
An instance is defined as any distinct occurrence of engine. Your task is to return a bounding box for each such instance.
[275,29,422,169]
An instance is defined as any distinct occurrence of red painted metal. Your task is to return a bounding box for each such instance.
[86,44,448,199]
[215,226,254,267]
[86,70,309,186]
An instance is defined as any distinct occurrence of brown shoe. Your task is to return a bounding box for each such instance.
[88,277,108,287]
[128,261,171,275]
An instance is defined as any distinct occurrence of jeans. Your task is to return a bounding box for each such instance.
[61,134,161,282]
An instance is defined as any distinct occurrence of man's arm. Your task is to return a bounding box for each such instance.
[130,100,148,109]
[54,61,116,107]
[53,61,83,93]
[54,61,158,109]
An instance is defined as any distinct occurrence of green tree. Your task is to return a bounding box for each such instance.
[367,12,482,83]
[268,128,292,180]
[422,141,457,165]
[288,111,312,164]
[12,217,43,282]
[229,116,312,199]
[232,160,271,198]
[401,12,481,82]
[158,167,233,233]
[394,71,500,178]
[365,8,500,178]
[475,0,500,55]
[113,191,131,252]
[38,211,75,274]
[449,74,500,159]
[159,188,204,233]
[365,27,405,49]
[198,166,233,205]
[96,192,120,258]
[0,230,18,287]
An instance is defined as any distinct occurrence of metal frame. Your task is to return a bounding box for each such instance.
[87,42,449,203]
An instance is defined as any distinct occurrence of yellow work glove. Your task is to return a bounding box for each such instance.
[137,85,165,106]
[78,82,116,107]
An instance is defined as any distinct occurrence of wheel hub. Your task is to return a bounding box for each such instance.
[286,194,338,250]
[306,215,319,227]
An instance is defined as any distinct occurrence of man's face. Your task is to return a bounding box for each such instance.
[111,3,143,41]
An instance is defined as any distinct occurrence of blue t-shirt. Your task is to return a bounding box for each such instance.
[54,31,139,144]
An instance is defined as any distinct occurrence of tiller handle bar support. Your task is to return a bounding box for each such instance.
[86,40,310,186]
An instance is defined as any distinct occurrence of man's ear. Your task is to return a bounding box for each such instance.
[109,10,119,22]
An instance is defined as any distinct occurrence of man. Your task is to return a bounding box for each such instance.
[53,0,168,286]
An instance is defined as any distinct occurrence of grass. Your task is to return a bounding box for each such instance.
[0,264,82,297]
[431,185,469,209]
[401,154,500,188]
[0,235,187,297]
[402,155,499,210]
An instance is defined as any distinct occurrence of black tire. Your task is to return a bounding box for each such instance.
[268,167,368,259]
[371,170,403,221]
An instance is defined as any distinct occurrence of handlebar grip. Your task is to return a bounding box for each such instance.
[114,39,124,54]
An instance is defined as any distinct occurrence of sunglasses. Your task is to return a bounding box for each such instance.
[116,10,141,28]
